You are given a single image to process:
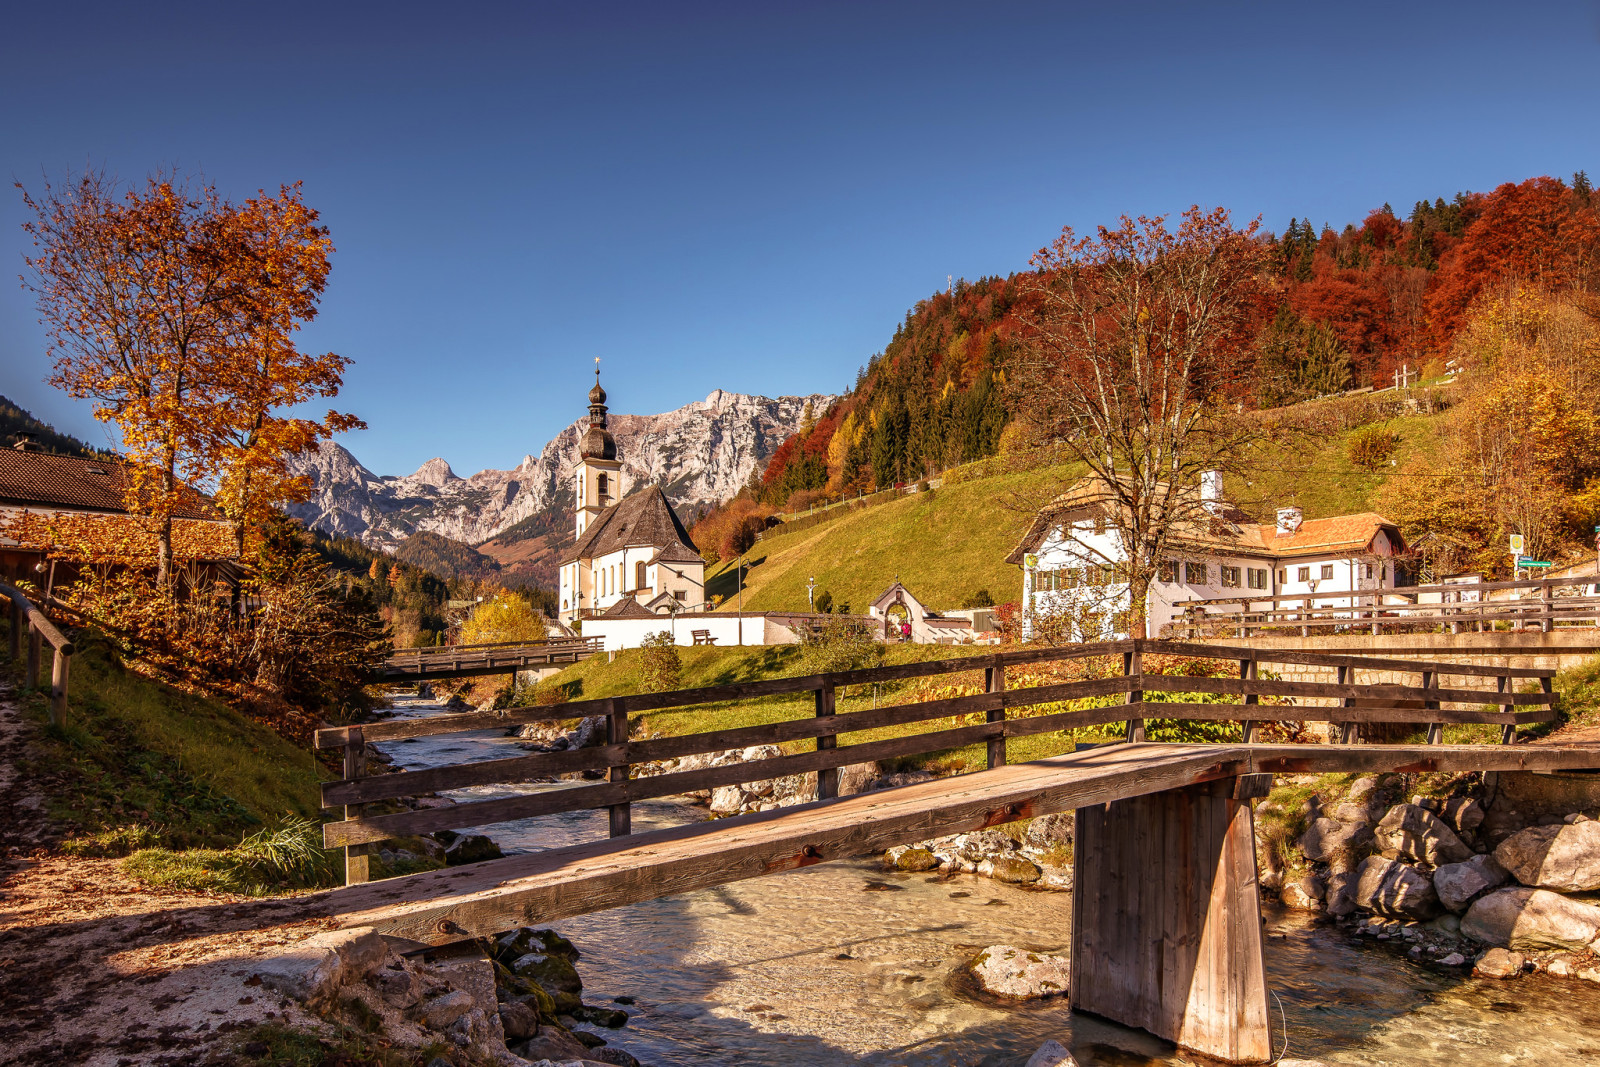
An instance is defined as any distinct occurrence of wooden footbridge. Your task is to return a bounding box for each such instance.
[378,636,603,681]
[311,638,1600,1064]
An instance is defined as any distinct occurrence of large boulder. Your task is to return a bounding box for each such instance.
[969,945,1070,1000]
[1433,855,1509,913]
[981,856,1042,885]
[1324,861,1362,918]
[1461,887,1600,951]
[1373,804,1473,866]
[1298,818,1374,862]
[1354,856,1441,920]
[1493,821,1600,892]
[1441,797,1486,834]
[1473,948,1526,979]
[1025,1040,1080,1067]
[1282,872,1325,911]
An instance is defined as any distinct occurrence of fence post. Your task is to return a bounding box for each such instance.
[1542,581,1554,633]
[607,697,631,836]
[49,648,69,727]
[1423,670,1442,745]
[26,621,41,690]
[985,658,1007,769]
[816,684,838,799]
[1239,658,1258,743]
[1498,674,1515,744]
[1123,642,1145,743]
[1336,665,1357,744]
[7,595,19,662]
[343,727,370,885]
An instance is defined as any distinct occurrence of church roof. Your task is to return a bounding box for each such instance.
[599,596,657,618]
[560,484,700,565]
[648,542,704,566]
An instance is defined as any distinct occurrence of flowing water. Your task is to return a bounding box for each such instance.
[377,695,1600,1065]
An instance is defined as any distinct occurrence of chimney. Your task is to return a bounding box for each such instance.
[11,431,39,452]
[1200,470,1224,516]
[1276,506,1303,534]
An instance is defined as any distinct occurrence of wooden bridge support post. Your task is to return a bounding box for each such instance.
[985,660,1007,769]
[815,685,838,800]
[1123,645,1145,744]
[25,621,41,691]
[343,728,370,885]
[1423,670,1442,745]
[1071,776,1273,1064]
[1498,674,1515,744]
[607,698,631,836]
[1542,580,1554,634]
[1238,658,1258,743]
[7,597,19,662]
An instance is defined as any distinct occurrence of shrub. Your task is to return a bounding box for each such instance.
[639,631,682,693]
[799,615,881,675]
[962,588,995,608]
[459,594,549,645]
[1347,424,1400,471]
[814,590,834,614]
[123,815,336,895]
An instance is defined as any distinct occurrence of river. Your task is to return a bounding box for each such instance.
[376,695,1600,1065]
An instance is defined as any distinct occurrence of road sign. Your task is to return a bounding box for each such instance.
[1510,534,1525,554]
[1024,554,1039,568]
[1520,560,1553,568]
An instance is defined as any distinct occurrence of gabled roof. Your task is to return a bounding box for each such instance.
[599,596,657,618]
[648,542,704,566]
[560,485,699,566]
[1005,476,1401,565]
[871,581,927,614]
[0,449,223,521]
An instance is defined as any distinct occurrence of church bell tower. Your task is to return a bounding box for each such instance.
[575,362,621,538]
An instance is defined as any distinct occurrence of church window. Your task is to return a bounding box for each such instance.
[597,473,609,500]
[636,561,647,590]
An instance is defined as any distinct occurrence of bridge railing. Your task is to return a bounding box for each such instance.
[1174,575,1600,639]
[1,582,74,726]
[379,636,604,678]
[315,637,1557,883]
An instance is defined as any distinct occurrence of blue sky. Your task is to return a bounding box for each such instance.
[3,1,1597,477]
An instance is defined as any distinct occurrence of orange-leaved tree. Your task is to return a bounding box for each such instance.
[1011,206,1270,636]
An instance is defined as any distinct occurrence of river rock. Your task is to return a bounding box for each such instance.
[1373,804,1473,865]
[497,1000,539,1042]
[1348,776,1379,801]
[1332,801,1379,825]
[969,945,1070,1000]
[435,832,503,865]
[1441,797,1486,834]
[1355,856,1440,920]
[1298,818,1374,861]
[1325,861,1361,918]
[887,846,941,871]
[1473,948,1526,979]
[1433,854,1509,913]
[1461,887,1600,951]
[838,761,881,795]
[1026,813,1074,848]
[981,856,1042,884]
[1282,872,1325,910]
[1025,1040,1080,1067]
[1493,821,1600,892]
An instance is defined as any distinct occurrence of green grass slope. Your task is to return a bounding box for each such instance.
[706,464,1079,614]
[6,628,324,850]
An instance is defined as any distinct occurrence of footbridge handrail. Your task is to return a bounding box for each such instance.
[316,638,1558,883]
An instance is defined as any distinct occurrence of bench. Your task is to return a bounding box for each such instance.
[691,630,716,645]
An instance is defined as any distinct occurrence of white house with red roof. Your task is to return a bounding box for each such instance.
[1006,473,1405,640]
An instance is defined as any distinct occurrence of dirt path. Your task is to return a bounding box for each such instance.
[0,687,337,1066]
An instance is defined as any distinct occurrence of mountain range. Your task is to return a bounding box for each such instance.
[286,389,836,589]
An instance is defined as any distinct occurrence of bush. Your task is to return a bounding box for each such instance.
[459,594,549,645]
[639,631,682,693]
[799,615,881,675]
[123,815,336,896]
[814,590,834,614]
[962,588,995,608]
[1347,424,1400,471]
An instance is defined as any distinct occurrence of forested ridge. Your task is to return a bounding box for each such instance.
[691,172,1600,564]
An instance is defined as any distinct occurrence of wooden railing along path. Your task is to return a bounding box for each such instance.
[0,582,73,725]
[379,636,604,680]
[1177,575,1600,639]
[317,637,1557,885]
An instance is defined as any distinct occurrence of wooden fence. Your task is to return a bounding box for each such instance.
[315,637,1556,885]
[380,636,604,679]
[1176,576,1600,639]
[1,582,73,725]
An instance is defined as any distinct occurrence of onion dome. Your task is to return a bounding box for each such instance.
[581,367,616,460]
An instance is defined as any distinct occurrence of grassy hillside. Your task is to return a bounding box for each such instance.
[705,463,1079,614]
[6,629,324,850]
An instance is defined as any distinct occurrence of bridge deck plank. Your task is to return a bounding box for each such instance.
[313,742,1600,945]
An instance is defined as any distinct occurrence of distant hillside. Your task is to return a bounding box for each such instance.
[394,531,503,583]
[0,394,106,457]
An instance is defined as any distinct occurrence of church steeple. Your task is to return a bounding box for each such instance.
[574,359,622,538]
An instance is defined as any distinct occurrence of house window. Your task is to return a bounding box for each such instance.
[1366,564,1374,580]
[1185,562,1207,585]
[1320,564,1334,581]
[1297,566,1310,583]
[1248,568,1268,590]
[1220,565,1241,588]
[636,560,647,590]
[1158,560,1177,583]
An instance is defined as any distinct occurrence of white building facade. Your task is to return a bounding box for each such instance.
[1008,476,1405,640]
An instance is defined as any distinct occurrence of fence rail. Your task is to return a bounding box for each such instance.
[1176,576,1600,639]
[379,636,604,679]
[317,637,1557,884]
[1,582,73,725]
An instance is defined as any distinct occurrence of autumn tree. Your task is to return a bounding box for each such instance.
[1011,206,1269,635]
[18,170,358,579]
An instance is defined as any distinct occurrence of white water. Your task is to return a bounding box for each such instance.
[377,696,1600,1065]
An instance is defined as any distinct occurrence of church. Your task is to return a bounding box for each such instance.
[557,370,707,625]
